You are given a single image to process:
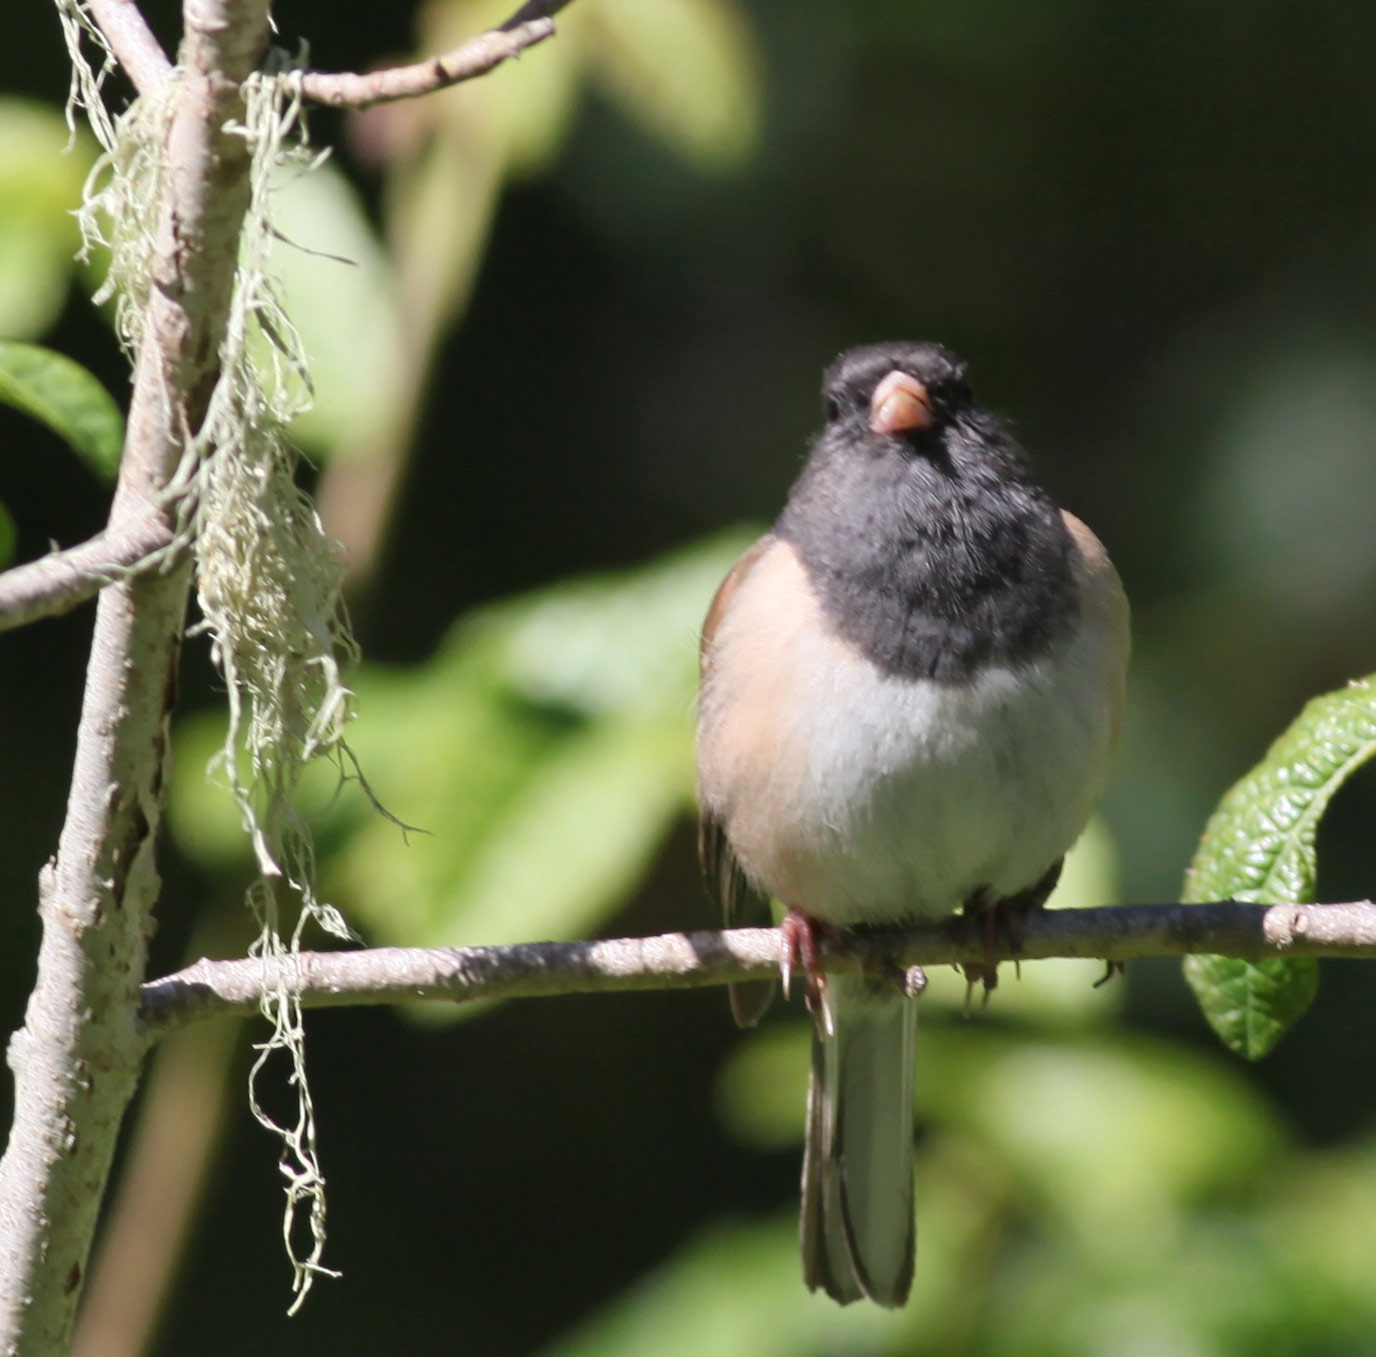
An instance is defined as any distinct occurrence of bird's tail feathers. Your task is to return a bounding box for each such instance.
[801,974,917,1307]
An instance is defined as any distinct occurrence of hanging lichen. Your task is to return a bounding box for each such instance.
[58,0,359,1311]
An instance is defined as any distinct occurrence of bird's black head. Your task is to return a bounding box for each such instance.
[821,341,974,444]
[778,341,1072,680]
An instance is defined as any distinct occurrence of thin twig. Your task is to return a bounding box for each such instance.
[138,900,1376,1037]
[0,516,176,634]
[299,0,575,110]
[83,0,571,110]
[86,0,173,95]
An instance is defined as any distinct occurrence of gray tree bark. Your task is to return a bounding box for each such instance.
[0,3,271,1348]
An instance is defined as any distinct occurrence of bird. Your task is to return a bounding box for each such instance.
[695,341,1129,1307]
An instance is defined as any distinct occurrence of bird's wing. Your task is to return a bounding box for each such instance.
[1062,510,1131,747]
[698,533,778,1027]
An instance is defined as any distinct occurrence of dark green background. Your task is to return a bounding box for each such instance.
[3,2,1376,1352]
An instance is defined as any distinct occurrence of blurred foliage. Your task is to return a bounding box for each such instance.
[0,100,103,560]
[273,0,761,473]
[555,1015,1310,1357]
[0,99,95,341]
[0,340,123,478]
[5,0,1376,1353]
[1196,342,1376,619]
[1184,678,1376,1058]
[585,0,760,169]
[260,163,407,456]
[171,531,753,958]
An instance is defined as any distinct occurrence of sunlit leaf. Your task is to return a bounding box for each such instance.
[0,100,94,339]
[951,1032,1282,1239]
[263,163,407,456]
[588,0,762,169]
[332,533,749,954]
[541,1215,906,1357]
[1183,677,1376,1058]
[419,717,687,946]
[496,530,748,718]
[0,340,123,477]
[1183,952,1318,1064]
[169,533,753,982]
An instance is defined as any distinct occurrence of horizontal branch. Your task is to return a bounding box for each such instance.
[83,0,571,111]
[139,899,1376,1037]
[0,515,176,634]
[298,0,574,109]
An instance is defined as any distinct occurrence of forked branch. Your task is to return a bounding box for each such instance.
[0,515,175,633]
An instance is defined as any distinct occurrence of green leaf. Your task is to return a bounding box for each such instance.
[330,533,751,955]
[0,100,95,339]
[260,163,407,457]
[588,0,762,169]
[1182,953,1319,1063]
[405,716,688,947]
[0,340,123,477]
[1183,676,1376,1058]
[542,1215,906,1357]
[168,533,756,996]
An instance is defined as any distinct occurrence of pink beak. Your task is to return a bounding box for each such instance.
[869,370,933,436]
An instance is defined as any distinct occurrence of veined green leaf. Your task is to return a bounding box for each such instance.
[0,340,123,477]
[1183,677,1376,1058]
[1182,953,1318,1064]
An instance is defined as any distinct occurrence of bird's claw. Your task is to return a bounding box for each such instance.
[779,908,827,1014]
[1093,959,1125,988]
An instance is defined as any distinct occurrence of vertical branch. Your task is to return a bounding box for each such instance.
[0,2,272,1350]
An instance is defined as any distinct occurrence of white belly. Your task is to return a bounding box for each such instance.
[697,541,1123,925]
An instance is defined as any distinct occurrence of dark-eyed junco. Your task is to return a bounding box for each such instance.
[696,341,1129,1307]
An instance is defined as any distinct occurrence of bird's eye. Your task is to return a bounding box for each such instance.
[943,377,972,409]
[825,395,841,420]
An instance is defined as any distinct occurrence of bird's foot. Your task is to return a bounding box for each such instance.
[1093,959,1126,988]
[962,860,1063,1009]
[961,894,1003,1010]
[779,909,837,1017]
